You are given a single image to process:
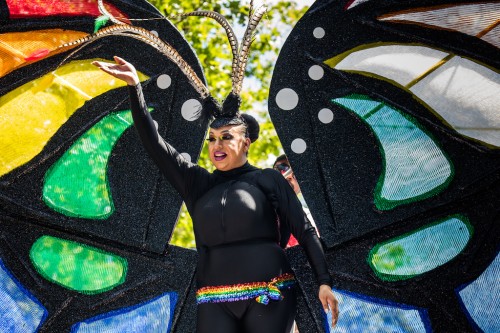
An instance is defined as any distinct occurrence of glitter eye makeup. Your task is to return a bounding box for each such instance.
[206,134,234,143]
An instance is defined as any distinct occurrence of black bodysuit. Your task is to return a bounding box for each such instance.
[128,84,331,333]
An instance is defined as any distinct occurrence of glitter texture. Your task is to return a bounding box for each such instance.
[196,273,295,305]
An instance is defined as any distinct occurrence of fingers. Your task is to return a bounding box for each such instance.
[91,56,138,86]
[321,298,328,313]
[91,60,104,68]
[319,285,339,328]
[321,299,338,329]
[329,298,339,328]
[91,62,113,74]
[91,56,126,69]
[327,293,339,328]
[91,61,115,73]
[113,56,127,64]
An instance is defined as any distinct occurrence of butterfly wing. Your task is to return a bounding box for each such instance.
[270,0,500,332]
[0,0,206,331]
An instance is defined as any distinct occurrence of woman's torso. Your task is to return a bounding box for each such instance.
[191,170,292,287]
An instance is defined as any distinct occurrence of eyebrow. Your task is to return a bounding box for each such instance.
[209,129,231,135]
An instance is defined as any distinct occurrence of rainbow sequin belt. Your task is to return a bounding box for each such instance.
[196,273,295,305]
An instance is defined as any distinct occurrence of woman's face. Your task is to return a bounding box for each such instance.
[208,124,250,171]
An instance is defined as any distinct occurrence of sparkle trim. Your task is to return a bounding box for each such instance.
[196,273,295,305]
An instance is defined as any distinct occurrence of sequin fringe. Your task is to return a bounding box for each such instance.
[196,273,295,305]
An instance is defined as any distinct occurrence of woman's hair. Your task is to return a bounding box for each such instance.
[241,113,259,143]
[210,114,259,143]
[208,92,260,143]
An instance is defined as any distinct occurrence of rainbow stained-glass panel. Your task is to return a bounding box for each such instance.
[71,292,178,333]
[43,109,152,219]
[458,251,500,332]
[0,59,148,177]
[30,236,127,294]
[325,289,430,333]
[332,94,453,210]
[0,259,47,332]
[6,0,129,21]
[368,215,472,281]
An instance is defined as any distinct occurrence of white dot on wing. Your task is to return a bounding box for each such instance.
[276,88,299,110]
[181,99,202,121]
[313,27,325,39]
[157,74,171,89]
[291,138,307,154]
[318,108,334,124]
[308,65,324,80]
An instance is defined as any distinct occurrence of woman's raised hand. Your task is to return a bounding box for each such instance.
[91,56,140,86]
[319,284,339,329]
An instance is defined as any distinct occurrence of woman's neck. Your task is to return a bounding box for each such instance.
[214,161,257,177]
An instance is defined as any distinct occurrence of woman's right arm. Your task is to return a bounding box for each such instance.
[92,56,209,201]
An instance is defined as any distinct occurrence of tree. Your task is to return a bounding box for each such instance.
[146,0,308,248]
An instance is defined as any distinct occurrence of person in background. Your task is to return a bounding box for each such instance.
[273,154,319,247]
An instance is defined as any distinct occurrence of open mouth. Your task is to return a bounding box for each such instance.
[214,152,227,161]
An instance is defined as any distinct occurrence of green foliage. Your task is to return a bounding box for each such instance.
[171,203,197,249]
[145,0,308,248]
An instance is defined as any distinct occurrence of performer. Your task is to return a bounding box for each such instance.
[93,56,338,333]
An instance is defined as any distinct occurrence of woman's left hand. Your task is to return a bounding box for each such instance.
[319,284,339,328]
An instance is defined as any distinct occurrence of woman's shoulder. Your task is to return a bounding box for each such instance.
[249,167,280,179]
[254,167,286,189]
[259,167,282,177]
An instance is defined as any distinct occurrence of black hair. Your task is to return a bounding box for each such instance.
[208,92,260,142]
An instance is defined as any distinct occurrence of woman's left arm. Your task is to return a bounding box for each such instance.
[259,170,339,327]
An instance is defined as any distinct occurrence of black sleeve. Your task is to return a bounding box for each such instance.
[258,169,332,287]
[127,83,210,207]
